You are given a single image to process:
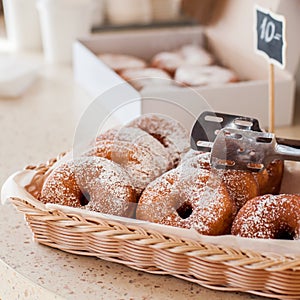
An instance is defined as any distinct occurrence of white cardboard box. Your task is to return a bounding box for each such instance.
[73,1,298,131]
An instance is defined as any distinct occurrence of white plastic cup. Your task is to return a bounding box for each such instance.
[106,0,152,25]
[2,0,42,51]
[37,0,94,64]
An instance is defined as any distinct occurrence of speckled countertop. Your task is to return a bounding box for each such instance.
[0,49,299,300]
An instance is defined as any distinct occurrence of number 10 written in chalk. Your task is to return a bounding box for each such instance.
[255,6,286,69]
[260,17,281,42]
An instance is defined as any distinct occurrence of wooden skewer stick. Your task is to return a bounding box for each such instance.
[269,63,275,133]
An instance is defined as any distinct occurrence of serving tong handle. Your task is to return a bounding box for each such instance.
[211,128,300,172]
[191,111,261,151]
[191,111,300,151]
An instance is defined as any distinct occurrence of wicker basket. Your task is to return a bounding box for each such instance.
[7,153,300,300]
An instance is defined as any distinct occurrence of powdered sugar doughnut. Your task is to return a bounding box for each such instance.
[85,140,165,194]
[231,194,300,239]
[150,52,184,75]
[40,156,136,217]
[252,168,269,195]
[180,150,211,170]
[119,67,172,90]
[263,160,284,194]
[175,65,238,87]
[178,44,214,66]
[180,152,259,210]
[252,160,284,195]
[180,149,208,165]
[221,170,260,211]
[98,53,147,73]
[96,127,170,171]
[136,163,236,235]
[126,113,190,167]
[151,44,214,75]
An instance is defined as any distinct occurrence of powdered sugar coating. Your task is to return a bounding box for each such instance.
[119,67,172,90]
[180,151,259,210]
[127,113,190,167]
[175,65,238,87]
[98,53,146,72]
[96,127,170,171]
[85,140,164,195]
[40,160,82,208]
[136,158,236,235]
[231,194,300,239]
[263,160,284,194]
[180,150,210,169]
[40,156,136,217]
[151,52,184,74]
[150,44,214,75]
[179,44,214,66]
[221,169,259,210]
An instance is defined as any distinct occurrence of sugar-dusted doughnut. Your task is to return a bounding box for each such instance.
[40,156,136,217]
[221,170,260,211]
[150,51,184,75]
[180,149,208,165]
[126,113,190,167]
[231,194,300,239]
[119,67,172,90]
[136,162,236,235]
[175,65,238,87]
[178,44,214,66]
[180,152,259,210]
[180,150,211,170]
[252,160,284,195]
[96,126,170,171]
[150,44,214,75]
[263,160,284,194]
[85,140,165,194]
[97,53,147,73]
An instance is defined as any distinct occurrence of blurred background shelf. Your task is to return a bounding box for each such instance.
[92,18,197,33]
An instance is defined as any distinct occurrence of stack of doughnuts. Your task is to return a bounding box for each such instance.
[36,113,300,240]
[39,113,190,216]
[97,44,238,90]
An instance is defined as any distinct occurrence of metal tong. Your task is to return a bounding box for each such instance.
[191,111,300,171]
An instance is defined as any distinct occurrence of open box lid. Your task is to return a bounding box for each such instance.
[205,0,300,80]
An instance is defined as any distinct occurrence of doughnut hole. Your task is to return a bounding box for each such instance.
[176,201,193,219]
[275,225,294,240]
[79,191,90,206]
[126,113,190,168]
[150,133,167,147]
[148,132,181,167]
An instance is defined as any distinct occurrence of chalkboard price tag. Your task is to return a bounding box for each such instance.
[255,6,286,69]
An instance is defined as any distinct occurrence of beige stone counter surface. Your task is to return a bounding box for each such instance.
[0,51,299,299]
